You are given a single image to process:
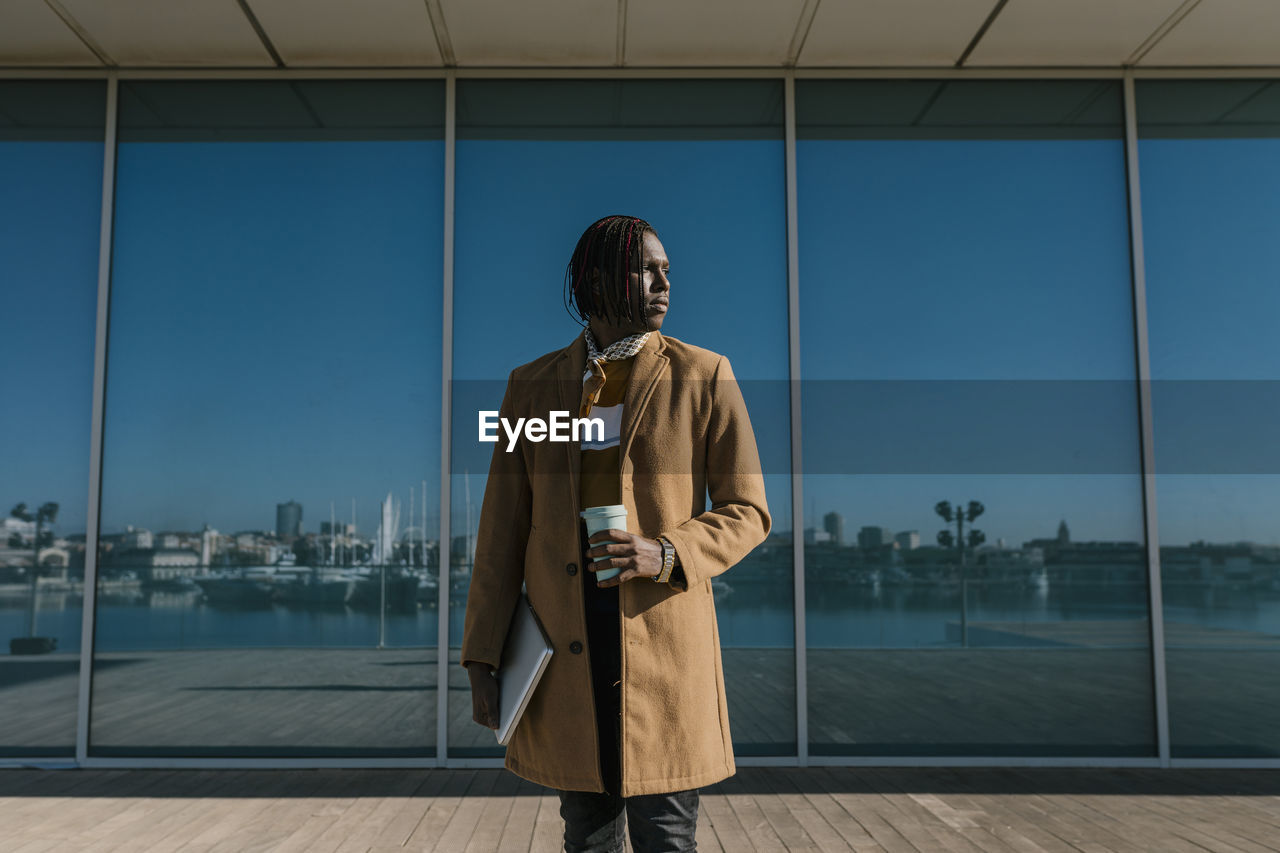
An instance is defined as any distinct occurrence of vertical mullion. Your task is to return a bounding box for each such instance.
[77,71,119,765]
[437,70,456,766]
[784,70,807,767]
[1123,71,1171,768]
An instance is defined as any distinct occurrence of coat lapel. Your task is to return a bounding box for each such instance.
[555,335,586,507]
[618,331,669,460]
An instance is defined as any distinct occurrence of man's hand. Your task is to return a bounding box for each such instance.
[466,662,500,730]
[585,529,678,588]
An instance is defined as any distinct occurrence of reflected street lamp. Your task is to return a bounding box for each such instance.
[935,499,986,648]
[934,499,984,568]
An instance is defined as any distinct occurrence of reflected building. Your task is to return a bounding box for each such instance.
[857,526,894,550]
[895,530,920,551]
[823,511,844,546]
[276,501,302,541]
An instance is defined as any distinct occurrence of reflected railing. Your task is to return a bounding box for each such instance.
[804,552,1150,649]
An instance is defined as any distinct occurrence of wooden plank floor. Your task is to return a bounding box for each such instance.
[2,766,1279,853]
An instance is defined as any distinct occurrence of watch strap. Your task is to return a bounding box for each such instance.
[654,536,675,583]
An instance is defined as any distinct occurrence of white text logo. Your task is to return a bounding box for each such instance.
[479,410,604,452]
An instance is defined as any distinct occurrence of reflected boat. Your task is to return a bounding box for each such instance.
[143,576,200,592]
[274,567,360,606]
[350,568,420,612]
[193,570,276,607]
[416,574,440,606]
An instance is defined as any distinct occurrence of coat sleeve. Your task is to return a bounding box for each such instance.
[459,368,533,672]
[659,354,771,592]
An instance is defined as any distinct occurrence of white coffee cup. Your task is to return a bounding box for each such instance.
[580,504,628,581]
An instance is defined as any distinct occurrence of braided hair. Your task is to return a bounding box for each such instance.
[563,215,659,329]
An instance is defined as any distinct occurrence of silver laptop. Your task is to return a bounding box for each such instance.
[495,591,555,746]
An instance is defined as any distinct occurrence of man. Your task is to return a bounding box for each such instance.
[461,214,770,852]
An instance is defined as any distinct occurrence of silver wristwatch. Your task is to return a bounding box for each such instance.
[654,536,676,584]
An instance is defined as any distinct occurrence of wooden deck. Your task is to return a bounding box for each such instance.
[2,766,1279,852]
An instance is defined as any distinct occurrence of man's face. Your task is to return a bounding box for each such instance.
[592,229,670,333]
[633,230,671,332]
[586,229,670,343]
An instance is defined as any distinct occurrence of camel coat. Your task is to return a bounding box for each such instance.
[459,330,771,796]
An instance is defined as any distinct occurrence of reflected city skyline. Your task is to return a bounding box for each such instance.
[6,492,1278,585]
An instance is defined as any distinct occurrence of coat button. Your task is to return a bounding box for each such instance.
[569,641,582,654]
[566,562,577,576]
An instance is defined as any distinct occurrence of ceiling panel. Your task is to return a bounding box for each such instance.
[1141,0,1280,66]
[967,0,1185,66]
[3,0,1279,70]
[0,0,101,65]
[625,0,807,66]
[441,0,616,66]
[58,0,273,66]
[800,0,993,66]
[248,0,441,66]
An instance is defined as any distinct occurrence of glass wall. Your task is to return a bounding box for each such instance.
[1138,79,1280,759]
[4,72,1278,765]
[90,80,445,757]
[448,79,795,757]
[0,81,105,756]
[796,80,1152,756]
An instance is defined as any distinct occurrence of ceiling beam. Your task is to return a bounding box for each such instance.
[786,0,821,68]
[956,0,1010,67]
[1126,0,1202,66]
[616,0,627,67]
[42,0,113,66]
[423,0,455,67]
[235,0,284,68]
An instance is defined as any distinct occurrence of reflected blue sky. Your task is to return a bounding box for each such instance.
[451,140,788,382]
[1141,138,1280,380]
[1141,135,1280,546]
[797,139,1134,381]
[797,135,1147,546]
[1,142,102,536]
[101,140,443,536]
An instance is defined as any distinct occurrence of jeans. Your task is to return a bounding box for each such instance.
[558,786,700,853]
[565,521,701,851]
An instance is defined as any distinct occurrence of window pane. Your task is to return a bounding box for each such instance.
[0,81,104,757]
[798,80,1151,757]
[1138,79,1280,759]
[92,81,444,757]
[449,79,794,759]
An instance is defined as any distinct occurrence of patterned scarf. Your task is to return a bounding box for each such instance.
[579,327,650,418]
